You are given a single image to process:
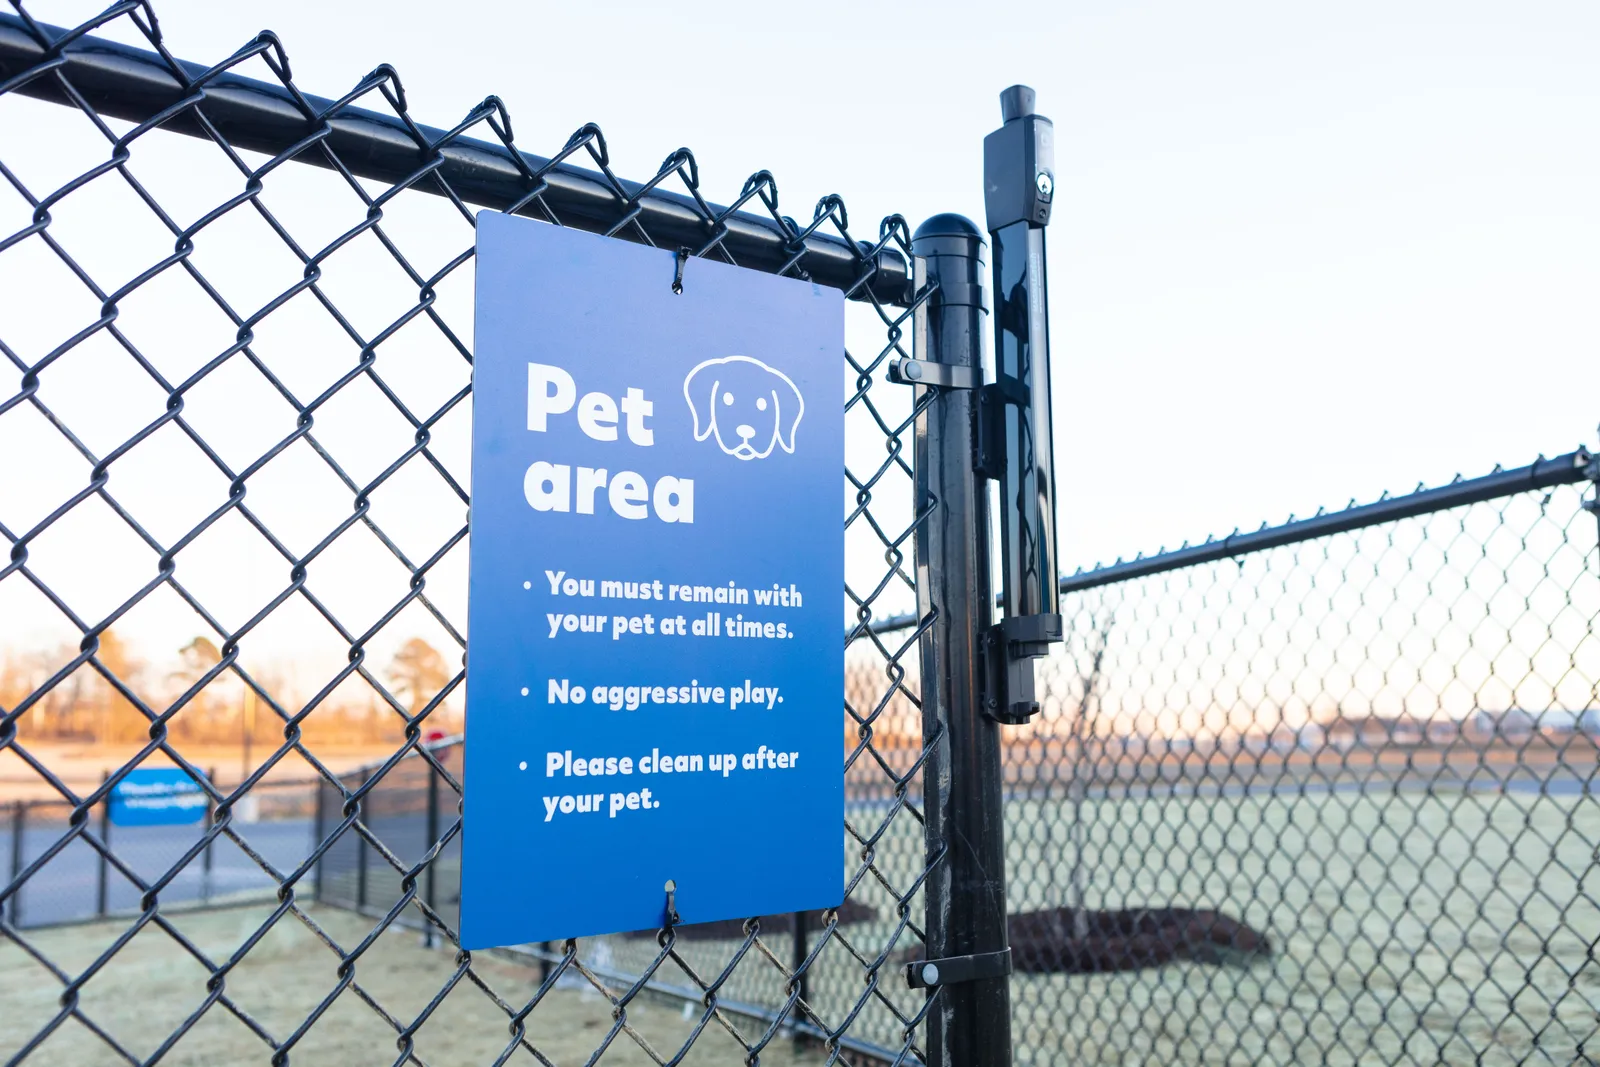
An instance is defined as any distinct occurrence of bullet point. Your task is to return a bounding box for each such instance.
[521,687,529,696]
[518,761,527,771]
[523,580,532,590]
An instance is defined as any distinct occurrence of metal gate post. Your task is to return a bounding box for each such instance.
[908,213,1014,1067]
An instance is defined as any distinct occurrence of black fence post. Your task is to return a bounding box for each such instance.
[201,766,216,904]
[910,213,1014,1067]
[356,767,370,913]
[7,800,22,927]
[423,760,439,948]
[790,909,808,1043]
[312,774,327,904]
[96,770,110,917]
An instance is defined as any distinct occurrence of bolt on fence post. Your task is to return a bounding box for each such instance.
[7,800,23,927]
[96,769,110,917]
[424,759,439,948]
[911,213,1014,1067]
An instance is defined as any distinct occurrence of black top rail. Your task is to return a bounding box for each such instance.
[855,447,1596,637]
[0,14,911,303]
[1062,447,1595,593]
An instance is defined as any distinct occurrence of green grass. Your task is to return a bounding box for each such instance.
[1005,788,1600,1065]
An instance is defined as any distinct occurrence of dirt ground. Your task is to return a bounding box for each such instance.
[0,904,828,1066]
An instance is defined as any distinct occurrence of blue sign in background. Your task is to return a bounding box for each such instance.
[109,768,207,827]
[463,213,845,949]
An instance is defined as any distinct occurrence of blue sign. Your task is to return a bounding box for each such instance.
[109,769,207,827]
[462,213,845,949]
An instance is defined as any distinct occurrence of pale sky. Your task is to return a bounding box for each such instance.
[68,0,1597,564]
[3,0,1598,685]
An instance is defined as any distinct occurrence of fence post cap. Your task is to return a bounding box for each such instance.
[913,212,981,242]
[912,213,984,263]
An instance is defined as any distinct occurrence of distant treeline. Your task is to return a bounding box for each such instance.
[0,632,462,747]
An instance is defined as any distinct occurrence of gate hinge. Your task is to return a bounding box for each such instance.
[887,358,979,390]
[904,947,1012,990]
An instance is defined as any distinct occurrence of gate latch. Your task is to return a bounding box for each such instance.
[904,947,1012,990]
[983,613,1063,724]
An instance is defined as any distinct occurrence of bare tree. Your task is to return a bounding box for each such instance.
[169,636,222,738]
[94,629,149,745]
[386,638,451,718]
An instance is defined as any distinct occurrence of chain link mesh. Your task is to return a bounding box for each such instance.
[0,2,935,1062]
[6,4,1599,1066]
[1011,477,1600,1065]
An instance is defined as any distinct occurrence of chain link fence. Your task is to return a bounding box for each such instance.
[1008,460,1600,1065]
[4,774,317,930]
[0,2,934,1062]
[5,3,1600,1067]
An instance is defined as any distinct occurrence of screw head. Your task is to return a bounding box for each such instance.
[903,360,922,381]
[921,963,940,985]
[1035,171,1054,199]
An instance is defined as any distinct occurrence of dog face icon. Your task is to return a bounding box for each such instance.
[682,356,804,461]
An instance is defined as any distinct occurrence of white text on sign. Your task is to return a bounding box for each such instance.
[523,362,694,523]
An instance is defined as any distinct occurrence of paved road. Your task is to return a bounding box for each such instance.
[0,810,454,928]
[2,816,315,928]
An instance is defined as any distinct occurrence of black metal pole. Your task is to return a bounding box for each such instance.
[423,762,439,948]
[865,445,1598,639]
[1062,447,1598,593]
[312,774,327,903]
[356,767,370,912]
[912,213,1013,1067]
[790,908,808,1044]
[7,800,22,927]
[96,770,109,917]
[201,766,216,904]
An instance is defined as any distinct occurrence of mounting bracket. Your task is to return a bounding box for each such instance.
[904,948,1012,990]
[887,358,979,391]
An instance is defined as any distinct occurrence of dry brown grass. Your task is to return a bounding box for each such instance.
[0,904,827,1066]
